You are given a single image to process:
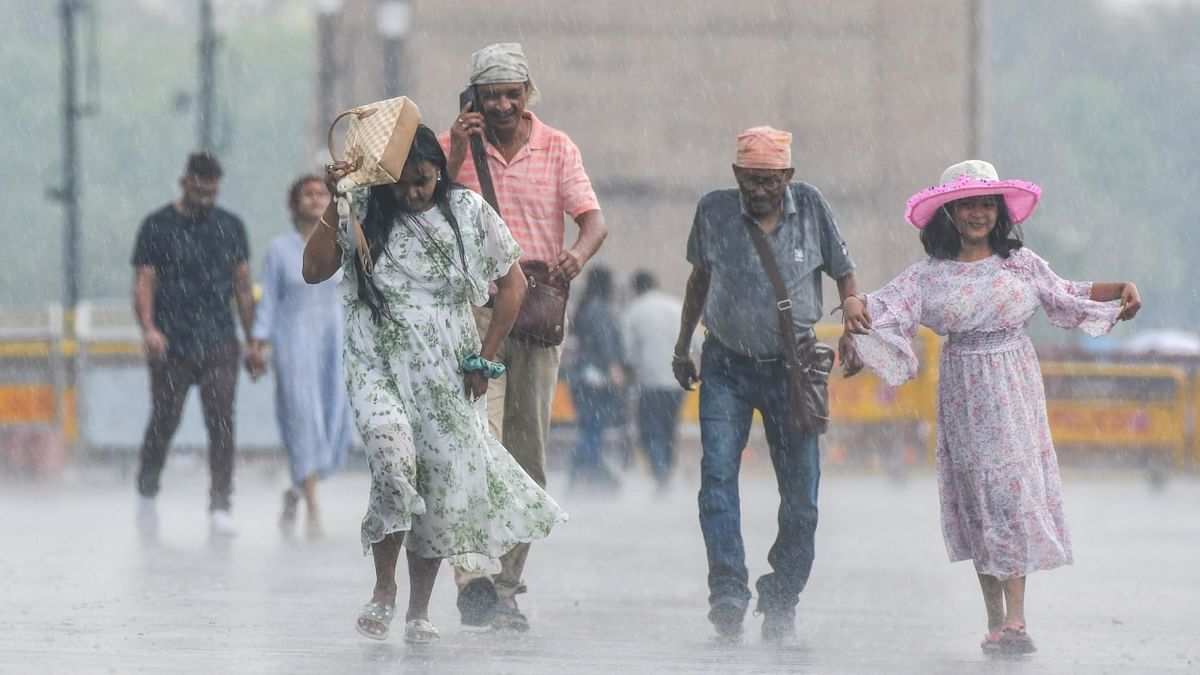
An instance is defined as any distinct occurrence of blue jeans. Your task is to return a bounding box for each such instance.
[637,387,683,485]
[698,337,821,615]
[569,383,618,479]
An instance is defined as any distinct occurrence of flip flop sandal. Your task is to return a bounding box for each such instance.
[998,625,1037,655]
[980,629,1003,654]
[403,618,440,644]
[356,602,395,641]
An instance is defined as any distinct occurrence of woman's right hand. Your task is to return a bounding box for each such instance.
[323,160,354,195]
[245,341,268,381]
[841,295,872,335]
[448,100,485,158]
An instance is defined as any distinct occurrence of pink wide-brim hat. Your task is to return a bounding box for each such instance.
[905,160,1042,229]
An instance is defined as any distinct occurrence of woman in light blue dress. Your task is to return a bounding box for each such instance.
[248,175,354,538]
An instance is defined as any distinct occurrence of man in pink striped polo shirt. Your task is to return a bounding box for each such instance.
[439,42,607,633]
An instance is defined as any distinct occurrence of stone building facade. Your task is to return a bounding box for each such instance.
[324,0,986,304]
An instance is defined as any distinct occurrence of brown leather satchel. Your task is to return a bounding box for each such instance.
[792,336,835,434]
[510,260,569,347]
[459,96,568,348]
[743,216,834,434]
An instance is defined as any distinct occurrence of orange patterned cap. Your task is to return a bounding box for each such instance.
[735,126,792,170]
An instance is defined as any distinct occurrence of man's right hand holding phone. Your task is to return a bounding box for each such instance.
[448,100,486,161]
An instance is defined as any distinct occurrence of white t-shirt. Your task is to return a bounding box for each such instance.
[622,289,700,389]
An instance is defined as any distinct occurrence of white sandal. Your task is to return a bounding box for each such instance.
[403,618,440,644]
[355,602,395,641]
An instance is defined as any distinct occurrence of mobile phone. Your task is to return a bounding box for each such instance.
[459,86,478,114]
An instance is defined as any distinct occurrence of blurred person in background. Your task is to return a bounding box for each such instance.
[306,121,566,644]
[566,265,626,491]
[673,127,865,643]
[440,42,606,631]
[246,174,353,539]
[623,270,692,492]
[846,160,1142,656]
[130,151,256,538]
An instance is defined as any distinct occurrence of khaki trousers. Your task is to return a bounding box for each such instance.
[455,306,564,599]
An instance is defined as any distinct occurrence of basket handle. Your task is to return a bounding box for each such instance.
[326,106,378,163]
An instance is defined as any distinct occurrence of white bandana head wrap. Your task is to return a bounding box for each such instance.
[469,42,540,105]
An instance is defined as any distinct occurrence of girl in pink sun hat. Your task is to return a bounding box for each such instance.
[839,160,1142,657]
[905,159,1042,230]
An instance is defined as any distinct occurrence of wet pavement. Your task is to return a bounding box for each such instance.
[2,449,1199,674]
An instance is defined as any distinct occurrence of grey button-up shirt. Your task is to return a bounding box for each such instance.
[686,182,855,358]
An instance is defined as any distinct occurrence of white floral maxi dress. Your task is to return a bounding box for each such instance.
[852,248,1121,579]
[338,187,567,572]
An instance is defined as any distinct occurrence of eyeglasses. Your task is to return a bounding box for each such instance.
[736,174,786,192]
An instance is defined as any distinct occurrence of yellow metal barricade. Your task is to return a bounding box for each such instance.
[815,324,939,468]
[1041,361,1189,469]
[0,305,70,475]
[1194,374,1200,469]
[551,326,942,456]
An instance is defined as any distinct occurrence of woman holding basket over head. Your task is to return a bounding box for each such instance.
[303,98,566,644]
[843,160,1140,656]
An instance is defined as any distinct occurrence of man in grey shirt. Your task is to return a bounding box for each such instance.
[672,126,867,643]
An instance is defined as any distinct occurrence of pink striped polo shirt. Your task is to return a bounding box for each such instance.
[438,112,601,264]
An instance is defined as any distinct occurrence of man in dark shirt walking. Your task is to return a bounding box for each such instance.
[672,127,867,643]
[131,151,257,538]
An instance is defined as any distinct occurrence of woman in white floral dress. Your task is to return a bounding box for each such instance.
[304,124,567,644]
[841,161,1141,656]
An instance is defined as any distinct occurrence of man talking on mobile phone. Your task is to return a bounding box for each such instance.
[439,42,607,633]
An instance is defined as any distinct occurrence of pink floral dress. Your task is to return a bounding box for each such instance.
[853,247,1121,579]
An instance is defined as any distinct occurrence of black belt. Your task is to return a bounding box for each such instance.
[707,330,815,364]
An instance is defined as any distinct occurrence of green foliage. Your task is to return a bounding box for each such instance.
[991,0,1200,331]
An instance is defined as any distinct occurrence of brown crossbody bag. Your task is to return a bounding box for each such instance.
[462,86,568,347]
[742,216,835,434]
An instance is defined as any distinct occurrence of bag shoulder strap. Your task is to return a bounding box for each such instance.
[468,132,501,215]
[742,216,803,373]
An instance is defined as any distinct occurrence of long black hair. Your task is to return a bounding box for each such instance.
[919,196,1024,260]
[353,124,468,324]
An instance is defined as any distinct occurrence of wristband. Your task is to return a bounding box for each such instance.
[461,354,506,379]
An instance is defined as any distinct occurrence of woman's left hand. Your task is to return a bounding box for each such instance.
[1118,282,1142,321]
[464,371,489,400]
